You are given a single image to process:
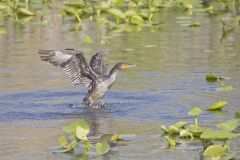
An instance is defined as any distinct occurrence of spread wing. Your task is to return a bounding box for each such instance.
[90,52,108,76]
[39,48,96,86]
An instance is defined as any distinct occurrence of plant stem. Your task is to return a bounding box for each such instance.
[194,116,198,127]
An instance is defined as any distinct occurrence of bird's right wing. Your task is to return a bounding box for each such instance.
[39,49,96,86]
[90,52,108,76]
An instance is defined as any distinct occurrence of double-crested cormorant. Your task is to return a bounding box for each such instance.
[39,48,135,106]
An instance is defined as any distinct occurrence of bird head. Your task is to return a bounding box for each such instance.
[115,62,136,70]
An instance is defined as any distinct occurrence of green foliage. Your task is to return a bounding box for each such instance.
[216,119,240,131]
[202,144,225,158]
[200,129,236,141]
[96,142,110,155]
[207,101,228,111]
[206,74,220,82]
[63,119,89,133]
[164,136,177,147]
[188,107,202,117]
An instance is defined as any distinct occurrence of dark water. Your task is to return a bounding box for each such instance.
[0,7,240,160]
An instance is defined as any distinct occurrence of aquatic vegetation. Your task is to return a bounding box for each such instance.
[207,101,228,111]
[55,119,123,156]
[160,106,240,159]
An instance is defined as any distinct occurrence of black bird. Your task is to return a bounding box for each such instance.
[39,48,135,106]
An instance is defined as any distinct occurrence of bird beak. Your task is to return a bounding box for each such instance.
[121,64,136,69]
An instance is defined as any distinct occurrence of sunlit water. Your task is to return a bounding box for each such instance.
[0,8,240,160]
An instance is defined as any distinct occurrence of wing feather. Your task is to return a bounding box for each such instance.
[90,52,108,76]
[39,49,92,86]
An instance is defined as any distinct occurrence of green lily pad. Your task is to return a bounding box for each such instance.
[200,129,236,141]
[202,144,225,157]
[216,85,235,91]
[216,119,240,131]
[58,136,68,148]
[188,125,205,136]
[125,9,137,17]
[188,107,202,117]
[130,15,144,25]
[107,8,125,19]
[17,8,35,16]
[169,125,180,134]
[173,121,187,128]
[188,22,201,27]
[179,129,193,138]
[96,142,110,155]
[164,136,176,147]
[207,101,228,111]
[63,119,89,133]
[99,134,122,144]
[76,125,90,141]
[235,112,240,118]
[206,74,219,82]
[160,125,169,133]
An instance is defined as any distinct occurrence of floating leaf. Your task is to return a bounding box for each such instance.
[125,9,137,17]
[200,129,236,141]
[99,134,122,144]
[160,125,169,133]
[235,112,240,118]
[207,101,228,111]
[169,125,180,134]
[164,136,176,147]
[216,119,240,131]
[83,36,93,44]
[17,8,35,16]
[179,129,193,138]
[188,107,202,117]
[202,145,224,157]
[107,8,125,19]
[111,134,122,143]
[173,121,187,128]
[188,22,201,27]
[188,125,205,136]
[130,15,144,25]
[63,119,89,133]
[96,142,110,155]
[206,74,219,82]
[76,125,90,141]
[58,136,68,148]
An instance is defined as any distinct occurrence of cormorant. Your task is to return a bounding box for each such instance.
[39,48,135,106]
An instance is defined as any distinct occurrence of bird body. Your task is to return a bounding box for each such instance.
[39,48,134,106]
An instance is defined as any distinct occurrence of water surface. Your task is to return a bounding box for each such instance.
[0,8,240,160]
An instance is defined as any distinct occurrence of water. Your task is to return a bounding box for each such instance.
[0,8,240,160]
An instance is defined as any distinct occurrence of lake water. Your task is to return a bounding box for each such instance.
[0,6,240,160]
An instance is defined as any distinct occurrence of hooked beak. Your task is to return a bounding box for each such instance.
[121,64,136,69]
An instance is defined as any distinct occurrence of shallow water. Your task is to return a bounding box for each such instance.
[0,7,240,160]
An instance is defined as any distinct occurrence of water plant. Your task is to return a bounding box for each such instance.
[55,119,122,156]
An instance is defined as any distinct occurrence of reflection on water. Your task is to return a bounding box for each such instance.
[0,8,240,160]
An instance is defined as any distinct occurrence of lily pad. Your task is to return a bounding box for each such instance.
[99,134,122,144]
[188,107,202,117]
[169,125,180,134]
[216,119,240,131]
[189,22,201,27]
[76,125,90,141]
[164,136,176,147]
[17,8,35,16]
[188,125,205,136]
[207,101,228,111]
[206,74,219,82]
[58,136,68,148]
[179,129,193,138]
[130,15,144,25]
[235,112,240,118]
[63,119,89,133]
[202,144,225,157]
[107,8,125,19]
[160,125,169,133]
[83,36,93,44]
[200,129,236,141]
[173,121,187,128]
[96,142,110,155]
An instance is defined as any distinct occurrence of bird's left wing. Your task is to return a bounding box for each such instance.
[89,52,108,76]
[39,49,95,86]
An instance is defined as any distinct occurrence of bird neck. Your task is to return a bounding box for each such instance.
[108,66,120,81]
